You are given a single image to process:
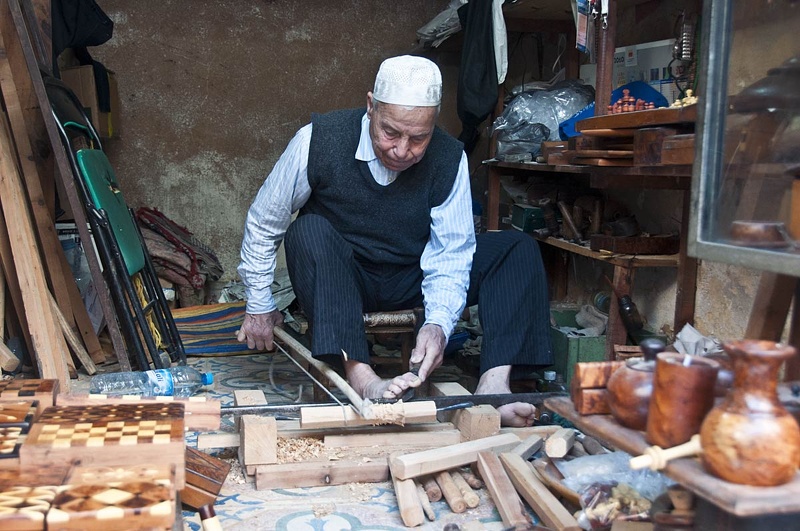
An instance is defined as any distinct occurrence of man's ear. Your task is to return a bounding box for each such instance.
[366,92,375,116]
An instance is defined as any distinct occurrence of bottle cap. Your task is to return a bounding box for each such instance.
[543,370,556,381]
[201,373,214,385]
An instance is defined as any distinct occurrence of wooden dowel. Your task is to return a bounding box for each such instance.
[629,434,702,471]
[435,470,466,513]
[451,471,480,508]
[415,481,436,521]
[459,469,484,489]
[422,475,442,502]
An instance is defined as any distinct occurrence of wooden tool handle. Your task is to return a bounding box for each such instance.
[629,434,702,471]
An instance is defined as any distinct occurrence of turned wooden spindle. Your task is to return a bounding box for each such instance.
[629,434,702,471]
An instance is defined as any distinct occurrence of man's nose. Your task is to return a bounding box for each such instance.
[393,138,411,158]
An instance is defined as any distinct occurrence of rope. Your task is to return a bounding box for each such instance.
[132,273,164,349]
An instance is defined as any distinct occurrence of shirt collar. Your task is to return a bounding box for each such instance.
[355,112,377,163]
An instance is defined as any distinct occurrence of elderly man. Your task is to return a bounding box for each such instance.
[237,55,552,427]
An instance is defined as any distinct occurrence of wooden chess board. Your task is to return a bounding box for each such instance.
[20,403,186,488]
[0,426,27,467]
[0,485,59,531]
[0,381,57,416]
[0,401,38,427]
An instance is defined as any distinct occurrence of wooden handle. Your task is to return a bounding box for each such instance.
[629,434,702,471]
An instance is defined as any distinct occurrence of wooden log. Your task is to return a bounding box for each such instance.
[390,433,521,480]
[453,404,501,441]
[392,474,425,527]
[415,482,436,521]
[421,475,442,502]
[500,452,582,531]
[300,401,437,429]
[545,428,576,459]
[511,434,543,460]
[477,451,530,528]
[451,470,480,508]
[435,470,466,513]
[255,459,389,490]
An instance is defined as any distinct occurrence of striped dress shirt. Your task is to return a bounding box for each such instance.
[238,112,475,338]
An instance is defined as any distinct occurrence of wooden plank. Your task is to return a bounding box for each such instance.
[389,432,520,480]
[477,451,530,528]
[579,105,698,132]
[324,429,461,449]
[392,473,425,527]
[500,452,581,531]
[452,404,500,441]
[49,294,97,375]
[545,396,800,517]
[511,434,543,460]
[0,113,69,385]
[197,432,239,450]
[255,459,389,490]
[300,401,437,429]
[55,393,220,431]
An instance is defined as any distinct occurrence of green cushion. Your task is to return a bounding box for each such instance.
[75,149,145,275]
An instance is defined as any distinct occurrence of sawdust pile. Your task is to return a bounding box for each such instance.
[346,482,376,502]
[277,436,346,463]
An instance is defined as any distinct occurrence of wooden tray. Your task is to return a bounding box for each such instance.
[577,105,697,132]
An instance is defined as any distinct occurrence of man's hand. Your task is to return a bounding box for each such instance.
[410,323,446,381]
[236,310,284,351]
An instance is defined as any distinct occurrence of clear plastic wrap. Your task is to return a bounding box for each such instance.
[491,80,595,160]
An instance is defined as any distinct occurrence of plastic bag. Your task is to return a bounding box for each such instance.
[491,80,595,160]
[576,481,652,530]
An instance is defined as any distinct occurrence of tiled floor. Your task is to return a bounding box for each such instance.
[70,345,533,530]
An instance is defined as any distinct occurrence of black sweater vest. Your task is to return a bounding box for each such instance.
[302,108,463,266]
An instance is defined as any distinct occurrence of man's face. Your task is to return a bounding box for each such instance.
[367,93,438,172]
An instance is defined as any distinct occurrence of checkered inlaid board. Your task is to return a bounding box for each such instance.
[37,402,185,424]
[0,484,59,528]
[0,401,38,427]
[25,419,183,448]
[0,426,26,462]
[0,379,57,400]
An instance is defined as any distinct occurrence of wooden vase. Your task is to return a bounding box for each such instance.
[606,339,663,430]
[700,339,800,486]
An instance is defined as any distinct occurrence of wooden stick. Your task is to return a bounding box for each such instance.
[499,452,581,531]
[629,434,702,471]
[49,294,97,375]
[545,428,576,458]
[459,469,484,489]
[451,470,480,508]
[415,482,436,521]
[477,451,530,528]
[511,434,543,460]
[272,326,395,419]
[421,475,442,502]
[435,470,466,513]
[392,474,425,527]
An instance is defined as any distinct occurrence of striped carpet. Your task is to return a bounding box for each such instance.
[172,301,266,357]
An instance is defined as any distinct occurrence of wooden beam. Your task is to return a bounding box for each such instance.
[477,451,530,528]
[255,459,389,490]
[0,114,68,384]
[300,401,437,429]
[389,432,520,480]
[500,452,582,531]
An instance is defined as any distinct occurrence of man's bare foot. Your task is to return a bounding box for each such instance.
[344,360,421,400]
[475,365,537,427]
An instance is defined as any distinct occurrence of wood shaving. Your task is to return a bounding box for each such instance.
[346,482,376,502]
[312,503,336,518]
[277,436,346,463]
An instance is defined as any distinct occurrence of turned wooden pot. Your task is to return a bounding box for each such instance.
[607,339,664,430]
[700,339,800,486]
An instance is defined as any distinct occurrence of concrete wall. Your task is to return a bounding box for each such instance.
[89,0,456,284]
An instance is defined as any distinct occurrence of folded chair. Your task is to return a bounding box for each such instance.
[44,75,186,370]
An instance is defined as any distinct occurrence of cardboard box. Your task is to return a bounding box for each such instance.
[60,65,120,138]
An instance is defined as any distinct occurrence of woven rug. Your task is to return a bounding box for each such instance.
[172,301,265,357]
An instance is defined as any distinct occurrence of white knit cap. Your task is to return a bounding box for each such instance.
[373,55,442,107]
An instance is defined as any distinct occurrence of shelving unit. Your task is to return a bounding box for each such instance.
[489,2,698,359]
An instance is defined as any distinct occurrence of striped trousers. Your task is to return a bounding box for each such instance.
[285,214,553,375]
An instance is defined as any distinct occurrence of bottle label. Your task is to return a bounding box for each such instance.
[146,369,175,396]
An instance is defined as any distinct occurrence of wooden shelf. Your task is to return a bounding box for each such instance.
[537,237,679,268]
[544,396,800,517]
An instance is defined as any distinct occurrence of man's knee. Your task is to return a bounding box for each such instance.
[285,214,335,253]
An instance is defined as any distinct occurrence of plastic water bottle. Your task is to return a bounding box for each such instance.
[89,366,213,397]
